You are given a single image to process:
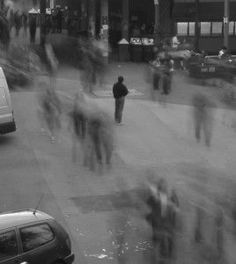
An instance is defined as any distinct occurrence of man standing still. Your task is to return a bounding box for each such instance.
[113,76,129,125]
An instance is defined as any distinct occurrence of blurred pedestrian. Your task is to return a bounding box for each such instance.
[56,8,62,33]
[215,209,224,259]
[86,109,114,171]
[80,39,107,93]
[14,10,21,37]
[194,206,204,243]
[45,14,52,34]
[38,84,61,142]
[146,179,178,264]
[100,112,114,166]
[9,9,14,31]
[218,46,227,59]
[0,13,10,50]
[113,76,129,125]
[171,34,180,49]
[161,60,173,95]
[21,12,28,37]
[51,8,57,33]
[192,93,214,147]
[29,13,37,44]
[68,92,87,163]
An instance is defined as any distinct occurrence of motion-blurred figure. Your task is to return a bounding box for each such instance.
[56,8,62,33]
[68,92,87,163]
[14,10,21,37]
[8,9,14,31]
[79,38,107,93]
[86,110,114,171]
[0,11,10,50]
[38,84,61,142]
[162,60,173,95]
[29,13,37,44]
[218,46,228,59]
[21,12,28,37]
[192,93,214,147]
[145,178,179,264]
[214,209,224,259]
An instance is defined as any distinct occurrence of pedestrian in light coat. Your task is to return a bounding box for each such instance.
[192,93,214,147]
[112,76,129,125]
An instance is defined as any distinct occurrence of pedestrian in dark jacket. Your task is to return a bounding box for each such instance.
[29,14,37,44]
[112,76,129,124]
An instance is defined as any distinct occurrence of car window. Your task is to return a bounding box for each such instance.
[0,88,7,107]
[20,223,54,252]
[0,230,18,260]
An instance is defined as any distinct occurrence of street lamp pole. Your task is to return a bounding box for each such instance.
[154,0,159,46]
[223,0,229,48]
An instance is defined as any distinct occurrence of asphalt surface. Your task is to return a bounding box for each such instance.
[3,77,236,264]
[5,24,236,264]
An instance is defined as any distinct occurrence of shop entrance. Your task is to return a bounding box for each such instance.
[129,0,155,37]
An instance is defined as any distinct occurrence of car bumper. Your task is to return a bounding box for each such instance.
[64,253,75,264]
[0,120,16,134]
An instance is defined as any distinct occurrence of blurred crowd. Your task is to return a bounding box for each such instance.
[38,82,114,173]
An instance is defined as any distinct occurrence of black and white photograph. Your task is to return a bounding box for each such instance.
[0,0,236,263]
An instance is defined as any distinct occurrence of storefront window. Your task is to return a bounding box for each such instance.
[212,22,222,34]
[189,22,195,36]
[200,22,211,35]
[229,21,235,35]
[177,22,188,36]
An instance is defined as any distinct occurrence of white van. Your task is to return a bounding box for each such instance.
[0,67,16,134]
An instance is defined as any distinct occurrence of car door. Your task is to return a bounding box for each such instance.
[17,222,57,264]
[0,228,20,264]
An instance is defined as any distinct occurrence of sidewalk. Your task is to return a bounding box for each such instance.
[54,89,236,263]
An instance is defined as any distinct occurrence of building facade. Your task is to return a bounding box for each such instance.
[173,0,236,53]
[56,0,236,55]
[66,0,174,45]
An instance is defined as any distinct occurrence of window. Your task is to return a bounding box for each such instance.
[229,21,235,35]
[0,230,18,260]
[20,224,54,252]
[176,21,236,36]
[0,88,7,107]
[189,22,195,36]
[212,22,222,34]
[200,22,211,35]
[177,22,188,36]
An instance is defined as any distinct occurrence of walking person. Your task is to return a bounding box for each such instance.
[68,92,87,163]
[112,76,129,125]
[56,8,62,33]
[21,12,28,37]
[38,84,61,143]
[14,10,21,37]
[29,13,37,44]
[146,179,179,264]
[192,93,214,147]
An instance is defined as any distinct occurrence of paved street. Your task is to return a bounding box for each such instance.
[3,3,236,264]
[3,62,236,263]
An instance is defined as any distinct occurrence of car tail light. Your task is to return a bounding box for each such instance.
[66,236,71,250]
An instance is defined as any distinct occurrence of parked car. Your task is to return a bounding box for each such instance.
[0,67,16,134]
[0,209,74,264]
[188,55,236,81]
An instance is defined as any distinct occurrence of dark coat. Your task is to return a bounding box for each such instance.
[113,82,129,99]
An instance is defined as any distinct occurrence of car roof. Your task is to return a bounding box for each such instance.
[0,209,54,231]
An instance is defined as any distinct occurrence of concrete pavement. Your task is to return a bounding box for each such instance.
[8,24,236,264]
[32,61,236,263]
